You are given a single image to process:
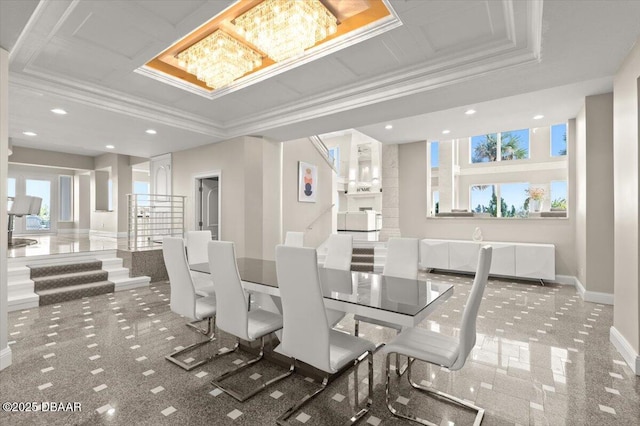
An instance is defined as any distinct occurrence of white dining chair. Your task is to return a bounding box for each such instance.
[322,234,352,327]
[8,195,34,242]
[162,237,218,371]
[186,230,216,297]
[208,241,291,401]
[382,245,492,426]
[275,245,375,425]
[354,237,419,373]
[284,231,304,247]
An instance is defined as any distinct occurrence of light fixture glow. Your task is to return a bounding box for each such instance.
[465,109,476,115]
[385,124,393,130]
[442,130,451,134]
[105,145,115,149]
[234,0,337,62]
[177,30,262,89]
[107,408,115,415]
[51,108,67,115]
[533,114,544,120]
[22,131,37,136]
[145,129,157,135]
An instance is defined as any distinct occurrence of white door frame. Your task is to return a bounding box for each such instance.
[192,170,222,239]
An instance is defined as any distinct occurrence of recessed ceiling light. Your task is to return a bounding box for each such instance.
[465,109,476,115]
[22,131,37,136]
[51,108,67,115]
[385,124,393,130]
[442,130,451,134]
[145,129,157,135]
[105,145,115,149]
[533,114,544,120]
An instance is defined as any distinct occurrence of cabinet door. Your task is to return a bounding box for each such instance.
[420,240,449,269]
[490,243,515,277]
[449,241,480,273]
[515,244,555,280]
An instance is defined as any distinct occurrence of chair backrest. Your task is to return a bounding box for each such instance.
[383,237,419,279]
[186,230,212,265]
[275,245,331,372]
[451,245,492,370]
[284,231,304,247]
[9,195,33,216]
[28,196,42,215]
[208,241,249,340]
[323,234,353,270]
[162,237,197,320]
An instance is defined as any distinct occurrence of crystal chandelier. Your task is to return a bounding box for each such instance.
[177,30,262,89]
[234,0,338,62]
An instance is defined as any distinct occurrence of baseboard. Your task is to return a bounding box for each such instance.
[574,277,614,305]
[0,347,12,371]
[610,326,640,375]
[553,275,577,285]
[57,228,90,235]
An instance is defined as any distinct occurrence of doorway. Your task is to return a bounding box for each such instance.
[194,172,220,240]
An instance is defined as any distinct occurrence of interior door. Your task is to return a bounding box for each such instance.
[199,178,219,240]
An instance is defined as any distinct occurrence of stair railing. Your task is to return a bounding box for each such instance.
[128,194,186,250]
[306,203,335,231]
[308,135,339,173]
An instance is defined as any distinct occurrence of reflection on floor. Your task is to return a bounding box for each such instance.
[8,234,130,258]
[1,274,638,426]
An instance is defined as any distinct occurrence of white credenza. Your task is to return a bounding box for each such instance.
[420,239,555,281]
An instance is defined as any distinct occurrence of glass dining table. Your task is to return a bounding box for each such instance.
[190,258,453,329]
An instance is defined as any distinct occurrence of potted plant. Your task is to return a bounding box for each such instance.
[525,187,545,212]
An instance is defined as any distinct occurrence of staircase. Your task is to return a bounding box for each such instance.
[30,260,114,306]
[8,250,151,311]
[317,239,387,272]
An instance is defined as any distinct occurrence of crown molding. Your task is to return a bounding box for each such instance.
[10,72,226,138]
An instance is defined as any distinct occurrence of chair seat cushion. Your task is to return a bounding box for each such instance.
[328,330,376,373]
[382,327,459,369]
[194,295,217,320]
[247,309,283,340]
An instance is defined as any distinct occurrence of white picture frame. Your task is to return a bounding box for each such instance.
[298,161,317,203]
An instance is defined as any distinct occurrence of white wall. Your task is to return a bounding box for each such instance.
[282,138,334,249]
[1,48,11,370]
[613,37,640,366]
[575,93,615,294]
[398,139,577,276]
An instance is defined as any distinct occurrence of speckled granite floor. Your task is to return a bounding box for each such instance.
[1,273,638,425]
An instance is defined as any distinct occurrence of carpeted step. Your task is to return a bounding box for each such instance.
[37,281,114,306]
[33,270,109,292]
[352,247,374,255]
[29,260,103,278]
[351,263,374,272]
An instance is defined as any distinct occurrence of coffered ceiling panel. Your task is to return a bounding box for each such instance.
[331,37,404,77]
[71,12,154,59]
[135,0,211,27]
[273,57,358,97]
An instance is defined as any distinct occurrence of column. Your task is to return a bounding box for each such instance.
[380,144,401,241]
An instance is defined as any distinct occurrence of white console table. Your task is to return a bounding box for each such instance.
[420,239,555,283]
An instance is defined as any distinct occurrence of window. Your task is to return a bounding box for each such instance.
[430,142,439,168]
[551,123,567,156]
[500,182,529,217]
[550,180,568,210]
[133,181,150,207]
[59,176,73,221]
[108,179,113,211]
[470,130,529,163]
[470,185,496,215]
[328,146,340,176]
[25,179,51,231]
[432,191,439,215]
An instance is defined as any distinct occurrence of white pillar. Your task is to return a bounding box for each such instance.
[379,144,401,241]
[0,48,12,370]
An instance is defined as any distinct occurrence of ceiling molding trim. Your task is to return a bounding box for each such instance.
[224,43,537,137]
[9,0,81,67]
[528,0,544,60]
[10,72,226,137]
[135,0,403,100]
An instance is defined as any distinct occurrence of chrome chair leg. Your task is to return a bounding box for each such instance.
[186,316,215,336]
[166,317,218,371]
[211,336,293,402]
[277,350,373,426]
[385,352,485,426]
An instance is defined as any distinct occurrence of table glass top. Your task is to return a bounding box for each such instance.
[191,258,453,317]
